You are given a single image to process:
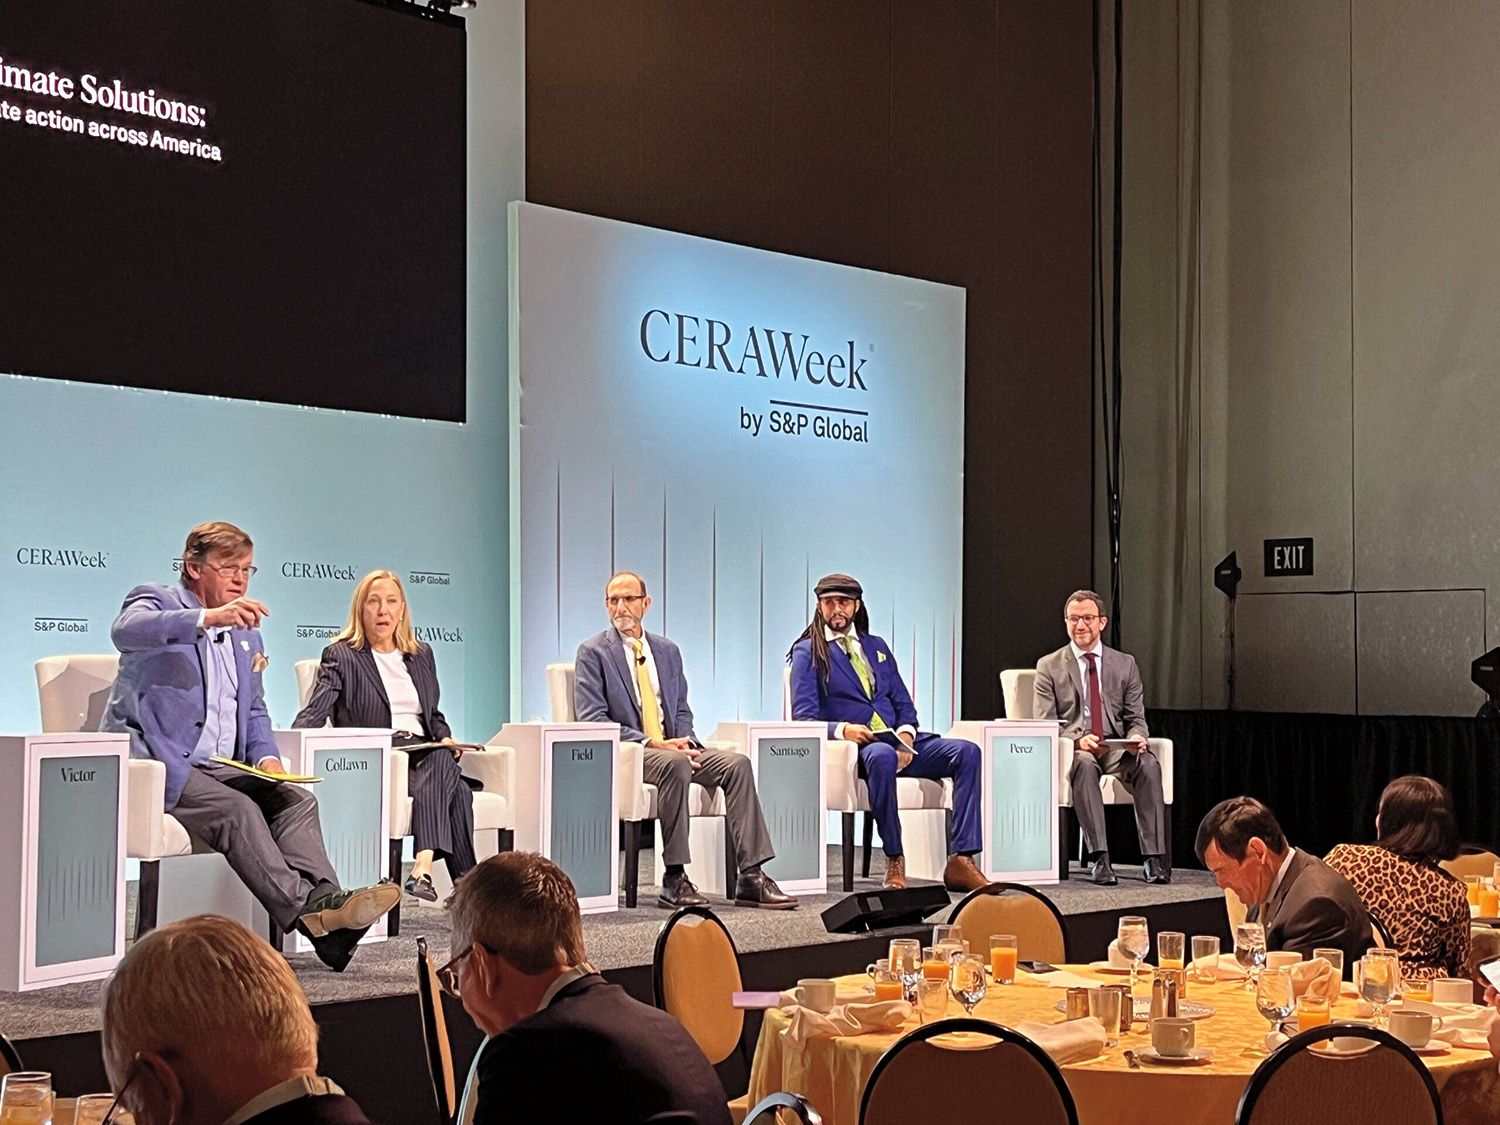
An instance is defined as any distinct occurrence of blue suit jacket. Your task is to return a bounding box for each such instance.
[573,628,697,744]
[788,632,919,738]
[100,583,278,810]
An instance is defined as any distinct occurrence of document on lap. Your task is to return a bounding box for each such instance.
[210,757,322,784]
[396,740,486,753]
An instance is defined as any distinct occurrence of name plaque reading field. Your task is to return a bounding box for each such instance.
[950,720,1061,885]
[548,739,615,905]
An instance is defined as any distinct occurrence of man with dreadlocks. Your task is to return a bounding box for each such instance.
[787,573,986,892]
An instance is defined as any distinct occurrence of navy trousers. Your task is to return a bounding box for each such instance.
[859,733,981,857]
[406,746,477,879]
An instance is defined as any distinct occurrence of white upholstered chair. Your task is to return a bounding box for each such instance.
[1001,667,1174,876]
[545,662,741,906]
[293,659,515,932]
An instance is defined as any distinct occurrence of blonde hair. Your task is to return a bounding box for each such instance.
[447,852,586,974]
[101,915,318,1088]
[335,569,418,653]
[180,521,253,587]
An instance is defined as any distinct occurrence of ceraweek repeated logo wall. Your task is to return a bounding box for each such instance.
[638,308,874,445]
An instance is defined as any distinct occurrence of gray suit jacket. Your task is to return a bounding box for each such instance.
[1033,643,1148,742]
[1255,849,1373,968]
[573,629,697,744]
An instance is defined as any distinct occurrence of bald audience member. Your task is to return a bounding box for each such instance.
[101,914,372,1125]
[444,851,731,1125]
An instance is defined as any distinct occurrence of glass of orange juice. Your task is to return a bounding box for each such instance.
[1157,931,1185,970]
[1466,875,1482,906]
[922,946,952,981]
[1479,882,1500,917]
[990,934,1019,984]
[1404,978,1433,1002]
[1295,994,1330,1031]
[0,1073,54,1125]
[871,965,905,1002]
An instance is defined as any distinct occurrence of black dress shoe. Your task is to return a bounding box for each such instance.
[657,870,709,909]
[404,873,439,902]
[1143,856,1172,885]
[299,924,366,972]
[733,870,798,910]
[1089,854,1119,886]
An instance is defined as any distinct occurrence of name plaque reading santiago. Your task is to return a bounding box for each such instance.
[551,740,613,899]
[987,735,1052,874]
[756,737,821,881]
[36,755,119,966]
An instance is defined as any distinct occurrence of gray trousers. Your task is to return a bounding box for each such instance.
[1071,747,1166,857]
[643,747,774,870]
[171,763,341,930]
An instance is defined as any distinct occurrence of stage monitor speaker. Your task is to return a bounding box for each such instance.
[820,885,953,934]
[1473,647,1500,699]
[1214,551,1242,599]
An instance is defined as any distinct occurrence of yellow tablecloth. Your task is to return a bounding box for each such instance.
[747,966,1500,1125]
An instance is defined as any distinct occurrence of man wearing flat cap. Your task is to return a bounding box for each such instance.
[787,574,987,891]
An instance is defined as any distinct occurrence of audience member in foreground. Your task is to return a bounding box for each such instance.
[445,851,732,1125]
[1326,775,1470,981]
[101,914,373,1125]
[1196,796,1372,968]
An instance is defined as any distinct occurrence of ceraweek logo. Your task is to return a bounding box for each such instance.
[408,570,451,587]
[16,547,107,567]
[282,562,357,580]
[415,625,463,644]
[35,616,88,633]
[639,310,869,390]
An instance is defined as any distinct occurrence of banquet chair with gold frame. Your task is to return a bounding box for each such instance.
[860,1019,1078,1125]
[947,883,1070,964]
[1235,1025,1440,1125]
[0,1032,22,1077]
[652,906,752,1123]
[1370,914,1393,949]
[746,1092,822,1125]
[415,936,457,1125]
[1439,847,1500,880]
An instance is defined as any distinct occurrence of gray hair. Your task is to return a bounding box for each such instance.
[446,852,586,974]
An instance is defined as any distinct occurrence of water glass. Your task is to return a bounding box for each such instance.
[990,934,1018,984]
[1234,922,1267,990]
[1117,915,1150,992]
[949,954,988,1015]
[1256,967,1295,1037]
[0,1072,55,1125]
[1190,935,1221,982]
[72,1095,116,1125]
[1312,947,1344,980]
[1088,987,1123,1047]
[916,978,949,1023]
[1157,931,1185,970]
[933,923,962,948]
[888,938,922,1000]
[1360,953,1398,1026]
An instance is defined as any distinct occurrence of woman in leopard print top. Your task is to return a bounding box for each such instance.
[1326,775,1470,981]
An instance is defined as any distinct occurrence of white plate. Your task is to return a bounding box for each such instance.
[1408,1040,1450,1056]
[1054,998,1215,1020]
[1309,1036,1380,1056]
[1136,1047,1213,1065]
[1088,961,1150,975]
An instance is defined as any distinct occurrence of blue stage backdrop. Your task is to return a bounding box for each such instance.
[509,203,967,731]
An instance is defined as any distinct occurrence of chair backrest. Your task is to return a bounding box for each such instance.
[999,669,1038,719]
[415,936,457,1125]
[652,906,744,1066]
[782,664,793,719]
[546,663,577,722]
[1439,848,1500,881]
[861,1018,1077,1125]
[34,654,120,733]
[1370,915,1392,949]
[294,658,320,709]
[1235,1025,1441,1125]
[948,883,1069,964]
[0,1032,22,1077]
[746,1092,822,1125]
[1226,887,1248,933]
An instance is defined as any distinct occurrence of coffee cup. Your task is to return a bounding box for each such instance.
[1389,1009,1434,1049]
[1151,1017,1195,1057]
[795,978,837,1013]
[1432,977,1473,1005]
[1265,951,1303,970]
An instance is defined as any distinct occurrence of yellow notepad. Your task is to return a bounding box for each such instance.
[211,756,322,783]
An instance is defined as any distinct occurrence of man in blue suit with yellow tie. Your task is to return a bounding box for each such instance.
[788,573,986,892]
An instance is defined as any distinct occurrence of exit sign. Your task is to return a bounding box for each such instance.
[1264,537,1314,577]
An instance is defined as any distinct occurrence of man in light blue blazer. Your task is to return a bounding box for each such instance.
[574,571,794,910]
[100,521,398,970]
[788,573,986,892]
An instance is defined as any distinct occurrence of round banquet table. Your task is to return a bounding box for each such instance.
[746,966,1500,1125]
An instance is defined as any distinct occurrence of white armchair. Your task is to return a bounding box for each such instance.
[545,662,741,906]
[1001,668,1174,877]
[293,659,515,933]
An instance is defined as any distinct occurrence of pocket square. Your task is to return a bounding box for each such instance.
[877,652,887,663]
[251,652,269,673]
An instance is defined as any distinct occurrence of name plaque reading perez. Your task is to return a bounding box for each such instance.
[36,754,120,966]
[986,734,1054,875]
[550,740,614,900]
[756,737,822,884]
[313,747,384,891]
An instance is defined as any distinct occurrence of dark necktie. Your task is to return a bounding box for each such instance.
[1084,651,1104,738]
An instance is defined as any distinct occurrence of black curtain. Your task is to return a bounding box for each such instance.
[1152,710,1500,866]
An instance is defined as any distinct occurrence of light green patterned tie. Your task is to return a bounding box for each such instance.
[838,636,889,731]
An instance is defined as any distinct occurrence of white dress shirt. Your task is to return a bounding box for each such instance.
[823,624,916,744]
[618,629,665,717]
[372,647,425,736]
[1069,639,1104,730]
[224,1076,345,1125]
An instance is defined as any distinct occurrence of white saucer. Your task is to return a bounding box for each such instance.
[1136,1047,1213,1065]
[1408,1040,1450,1056]
[1089,961,1149,975]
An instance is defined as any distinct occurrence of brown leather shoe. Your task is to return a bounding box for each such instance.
[943,854,988,893]
[882,855,907,890]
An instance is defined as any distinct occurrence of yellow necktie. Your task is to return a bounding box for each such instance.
[630,638,665,741]
[838,636,888,732]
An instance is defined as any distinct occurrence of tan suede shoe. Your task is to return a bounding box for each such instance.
[942,854,989,893]
[883,855,907,890]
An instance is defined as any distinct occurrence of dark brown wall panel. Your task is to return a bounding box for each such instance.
[525,0,1094,720]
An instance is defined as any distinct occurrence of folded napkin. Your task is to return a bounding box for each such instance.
[1399,999,1499,1050]
[1210,954,1248,981]
[1289,958,1340,1003]
[1012,1018,1107,1064]
[1019,968,1102,990]
[779,998,912,1044]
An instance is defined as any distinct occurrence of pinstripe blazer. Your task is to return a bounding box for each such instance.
[292,639,452,740]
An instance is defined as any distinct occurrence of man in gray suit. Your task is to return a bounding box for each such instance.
[573,571,795,910]
[1196,796,1371,969]
[1034,589,1168,885]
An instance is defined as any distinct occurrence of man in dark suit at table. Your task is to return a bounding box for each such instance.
[1196,796,1372,968]
[1034,588,1168,886]
[446,852,733,1125]
[100,521,398,970]
[574,570,794,910]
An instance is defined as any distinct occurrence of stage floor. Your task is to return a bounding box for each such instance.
[2,849,1224,1041]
